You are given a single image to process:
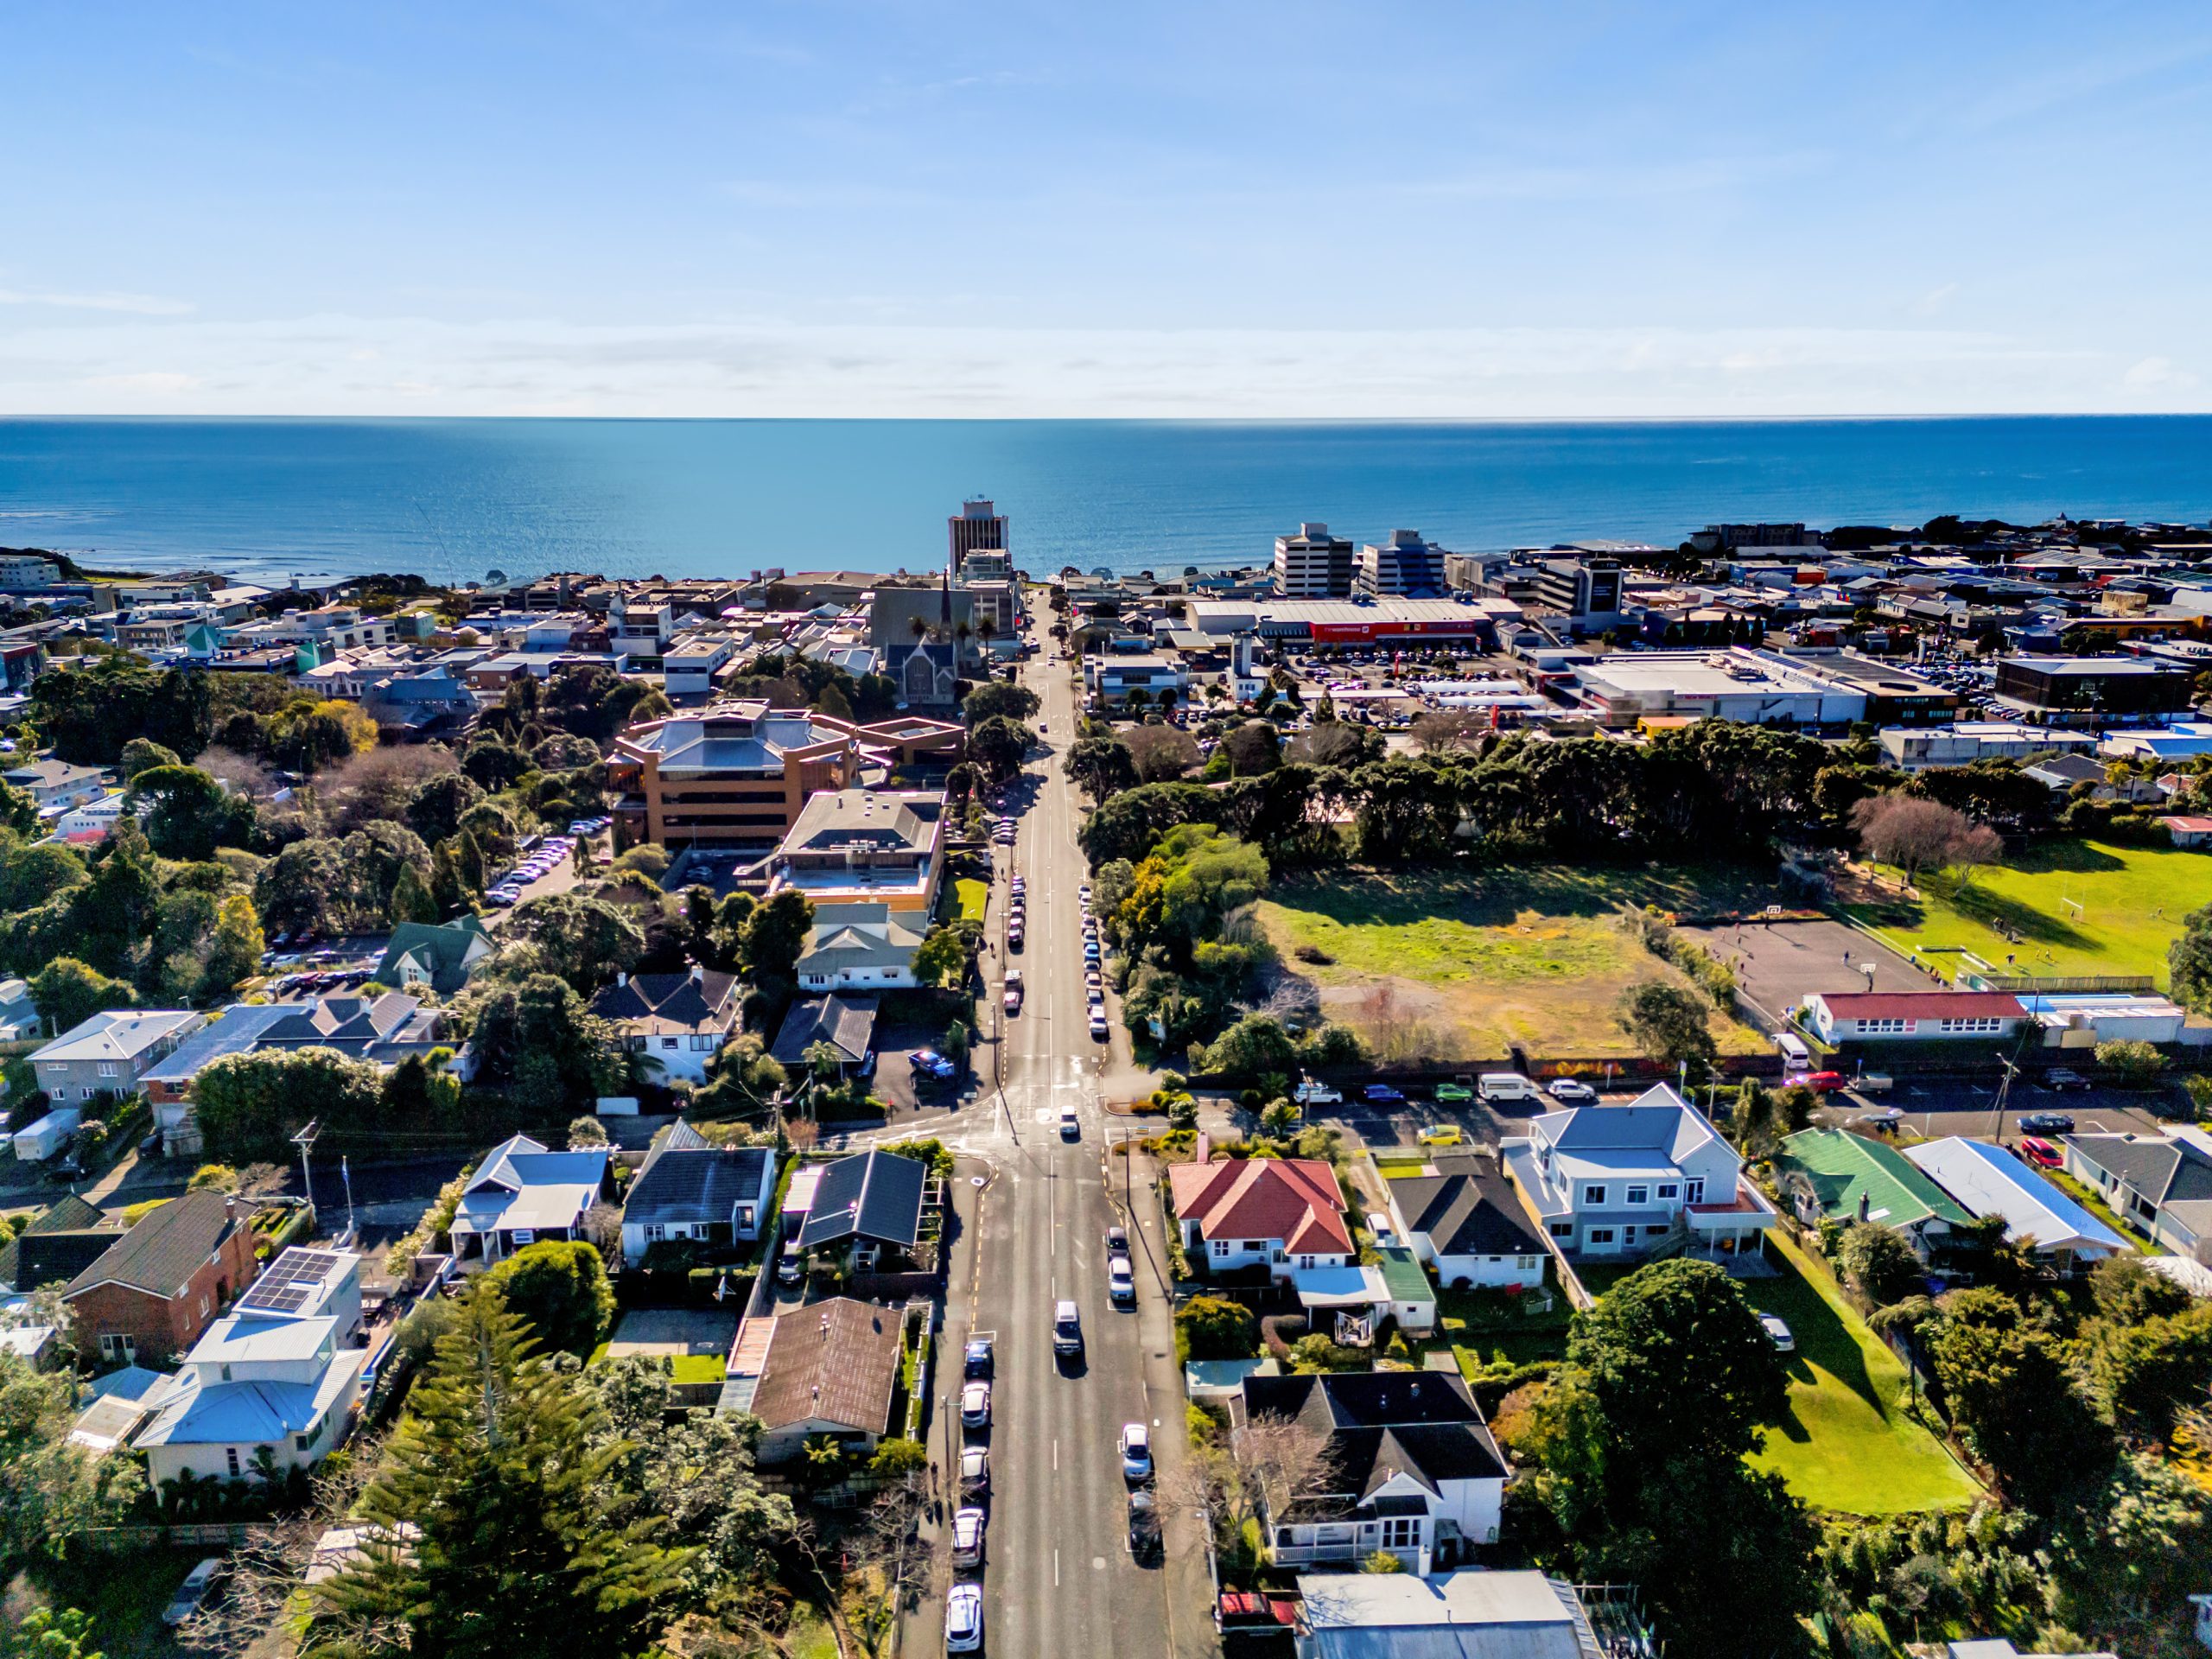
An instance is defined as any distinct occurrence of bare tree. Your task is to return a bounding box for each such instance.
[1160,1409,1339,1563]
[1410,710,1492,753]
[321,744,457,834]
[1124,723,1200,783]
[1355,982,1446,1066]
[844,1477,936,1655]
[197,744,278,800]
[1850,791,1998,888]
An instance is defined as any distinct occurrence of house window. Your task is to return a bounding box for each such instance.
[226,1446,241,1478]
[97,1061,119,1077]
[82,1086,97,1099]
[645,1225,665,1243]
[1548,1222,1574,1239]
[1648,1224,1670,1237]
[1582,1185,1606,1205]
[1626,1185,1648,1205]
[1381,1517,1419,1549]
[1656,1183,1679,1201]
[1518,1255,1541,1269]
[200,1295,209,1318]
[1586,1228,1617,1245]
[690,1034,715,1051]
[1685,1179,1706,1205]
[99,1333,136,1363]
[1212,1239,1230,1258]
[1297,1255,1316,1270]
[737,1205,755,1233]
[1243,1241,1265,1253]
[221,1364,233,1382]
[661,1037,679,1051]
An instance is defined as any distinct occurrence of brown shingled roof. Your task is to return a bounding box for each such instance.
[749,1296,902,1437]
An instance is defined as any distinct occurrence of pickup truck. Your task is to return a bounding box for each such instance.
[1293,1080,1342,1106]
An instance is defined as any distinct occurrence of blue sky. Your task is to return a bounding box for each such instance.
[4,1,2210,416]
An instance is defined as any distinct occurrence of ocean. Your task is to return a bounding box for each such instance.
[3,416,2209,587]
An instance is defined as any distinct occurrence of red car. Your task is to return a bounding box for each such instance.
[1802,1071,1847,1092]
[2018,1136,2062,1169]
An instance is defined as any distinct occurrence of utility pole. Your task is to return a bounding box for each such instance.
[292,1120,321,1227]
[341,1154,356,1242]
[1991,1052,2020,1143]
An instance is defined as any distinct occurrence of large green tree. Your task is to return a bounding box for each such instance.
[483,1239,617,1358]
[127,765,257,861]
[1925,1287,2111,1510]
[1616,980,1716,1071]
[313,1293,688,1659]
[505,891,645,991]
[739,888,815,983]
[28,956,137,1036]
[192,1045,385,1162]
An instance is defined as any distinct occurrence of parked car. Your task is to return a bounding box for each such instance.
[1089,1012,1109,1040]
[1293,1079,1341,1106]
[961,1381,992,1429]
[964,1334,995,1379]
[1119,1422,1154,1483]
[959,1445,990,1497]
[1361,1083,1406,1105]
[909,1049,958,1080]
[1546,1077,1598,1103]
[951,1507,988,1570]
[1855,1073,1895,1094]
[1853,1108,1905,1131]
[777,1243,805,1286]
[945,1583,985,1654]
[1128,1489,1160,1560]
[2018,1111,2076,1135]
[163,1558,226,1627]
[2018,1136,2063,1168]
[1433,1079,1472,1104]
[1417,1124,1463,1147]
[1109,1255,1135,1306]
[1759,1314,1796,1354]
[1802,1071,1848,1092]
[2042,1069,2091,1092]
[1107,1224,1128,1253]
[1477,1072,1541,1103]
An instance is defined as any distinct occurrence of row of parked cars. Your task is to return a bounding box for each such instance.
[1081,881,1109,1042]
[485,823,601,906]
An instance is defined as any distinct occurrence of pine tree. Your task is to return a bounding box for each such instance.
[312,1292,689,1659]
[453,828,486,895]
[429,841,467,913]
[389,861,439,926]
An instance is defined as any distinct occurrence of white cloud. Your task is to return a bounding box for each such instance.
[0,288,195,315]
[2123,354,2197,390]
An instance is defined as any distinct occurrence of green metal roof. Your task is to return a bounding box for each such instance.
[1774,1128,1970,1230]
[1375,1243,1434,1305]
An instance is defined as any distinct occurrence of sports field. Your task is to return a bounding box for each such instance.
[1258,865,1781,1060]
[1842,837,2212,988]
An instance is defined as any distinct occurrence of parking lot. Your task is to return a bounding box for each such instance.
[1813,1075,2177,1146]
[1680,915,1934,1029]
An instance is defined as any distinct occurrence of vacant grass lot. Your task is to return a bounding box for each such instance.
[1844,837,2212,987]
[955,877,988,924]
[1260,864,1781,1059]
[1742,1234,1983,1516]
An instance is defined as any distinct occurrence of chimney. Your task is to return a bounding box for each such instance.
[1857,1191,1871,1224]
[617,971,627,988]
[690,963,704,984]
[1196,1133,1211,1166]
[225,1195,238,1223]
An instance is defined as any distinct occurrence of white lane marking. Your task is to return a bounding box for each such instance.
[1054,1548,1060,1586]
[1052,1439,1058,1471]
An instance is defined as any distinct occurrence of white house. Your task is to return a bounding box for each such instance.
[136,1247,367,1488]
[793,903,926,993]
[1238,1370,1505,1574]
[1167,1147,1353,1281]
[1802,989,2027,1044]
[1384,1152,1548,1290]
[1502,1084,1777,1262]
[448,1135,610,1266]
[587,967,741,1085]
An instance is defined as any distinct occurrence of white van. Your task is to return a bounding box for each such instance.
[1477,1072,1541,1104]
[1775,1033,1812,1077]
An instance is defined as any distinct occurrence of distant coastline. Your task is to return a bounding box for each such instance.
[3,414,2209,587]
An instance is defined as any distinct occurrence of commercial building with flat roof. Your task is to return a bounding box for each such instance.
[1274,523,1355,600]
[1994,656,2193,721]
[767,788,944,915]
[609,700,861,850]
[1188,594,1520,646]
[1570,648,1866,728]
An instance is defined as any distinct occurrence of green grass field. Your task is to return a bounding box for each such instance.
[1260,864,1782,1058]
[955,877,988,924]
[1844,837,2212,988]
[1742,1235,1983,1516]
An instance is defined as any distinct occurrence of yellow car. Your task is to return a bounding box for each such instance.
[1416,1124,1463,1147]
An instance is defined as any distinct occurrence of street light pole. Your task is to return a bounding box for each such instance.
[292,1120,321,1225]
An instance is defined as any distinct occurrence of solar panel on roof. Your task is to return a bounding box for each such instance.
[238,1246,343,1313]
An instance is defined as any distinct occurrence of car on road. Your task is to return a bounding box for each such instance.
[1008,922,1024,950]
[1759,1314,1796,1354]
[1433,1080,1472,1104]
[1061,1103,1079,1139]
[1802,1071,1848,1092]
[1089,1012,1109,1040]
[960,1381,991,1429]
[1108,1224,1128,1254]
[1109,1255,1135,1306]
[1004,986,1022,1014]
[1853,1107,1905,1131]
[959,1445,990,1498]
[1078,883,1092,905]
[1855,1073,1895,1094]
[1120,1422,1153,1483]
[1128,1490,1160,1560]
[950,1507,988,1570]
[2041,1068,2091,1092]
[1546,1077,1598,1103]
[1361,1083,1406,1104]
[1417,1124,1463,1147]
[964,1334,995,1379]
[2018,1111,2075,1134]
[2018,1135,2063,1168]
[909,1048,958,1079]
[163,1557,226,1627]
[1294,1079,1341,1106]
[945,1583,985,1654]
[1053,1299,1084,1360]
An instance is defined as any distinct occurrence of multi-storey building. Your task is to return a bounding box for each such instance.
[608,700,861,849]
[1274,523,1356,599]
[1353,530,1450,597]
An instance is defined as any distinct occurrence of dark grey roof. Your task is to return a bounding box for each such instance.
[588,970,741,1028]
[64,1191,247,1300]
[798,1148,926,1250]
[1241,1371,1505,1498]
[770,994,880,1067]
[623,1146,773,1228]
[1391,1154,1545,1260]
[2067,1133,2212,1207]
[10,1230,124,1291]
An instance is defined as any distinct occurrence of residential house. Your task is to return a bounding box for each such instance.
[137,1246,368,1487]
[67,1364,176,1454]
[1237,1370,1507,1573]
[1293,1570,1628,1659]
[1802,990,2027,1044]
[1384,1151,1549,1290]
[769,993,879,1076]
[745,1296,905,1465]
[1500,1084,1777,1262]
[1167,1147,1353,1281]
[588,967,742,1085]
[143,995,447,1155]
[767,788,946,918]
[3,757,110,810]
[618,1136,778,1261]
[1772,1128,1969,1253]
[794,1147,928,1266]
[63,1191,264,1366]
[0,1194,118,1294]
[448,1135,610,1266]
[0,976,39,1041]
[2162,814,2212,849]
[793,902,928,992]
[1904,1138,2126,1271]
[607,700,861,850]
[29,1008,206,1106]
[373,915,494,996]
[2062,1128,2212,1263]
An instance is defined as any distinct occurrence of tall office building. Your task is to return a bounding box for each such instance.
[1354,530,1449,597]
[950,499,1008,569]
[1274,523,1356,599]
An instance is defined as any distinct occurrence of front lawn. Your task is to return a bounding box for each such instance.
[1741,1234,1984,1516]
[1843,837,2212,987]
[669,1352,728,1384]
[955,877,988,924]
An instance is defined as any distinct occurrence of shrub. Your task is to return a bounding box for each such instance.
[2095,1039,2167,1084]
[187,1163,239,1192]
[869,1437,928,1478]
[1177,1294,1261,1361]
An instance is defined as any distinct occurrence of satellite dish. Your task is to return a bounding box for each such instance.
[486,568,507,585]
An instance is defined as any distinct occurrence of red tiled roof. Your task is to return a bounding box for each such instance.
[1814,990,2025,1020]
[2162,816,2212,833]
[1166,1156,1351,1255]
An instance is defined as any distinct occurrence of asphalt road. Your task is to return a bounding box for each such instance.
[896,639,1209,1658]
